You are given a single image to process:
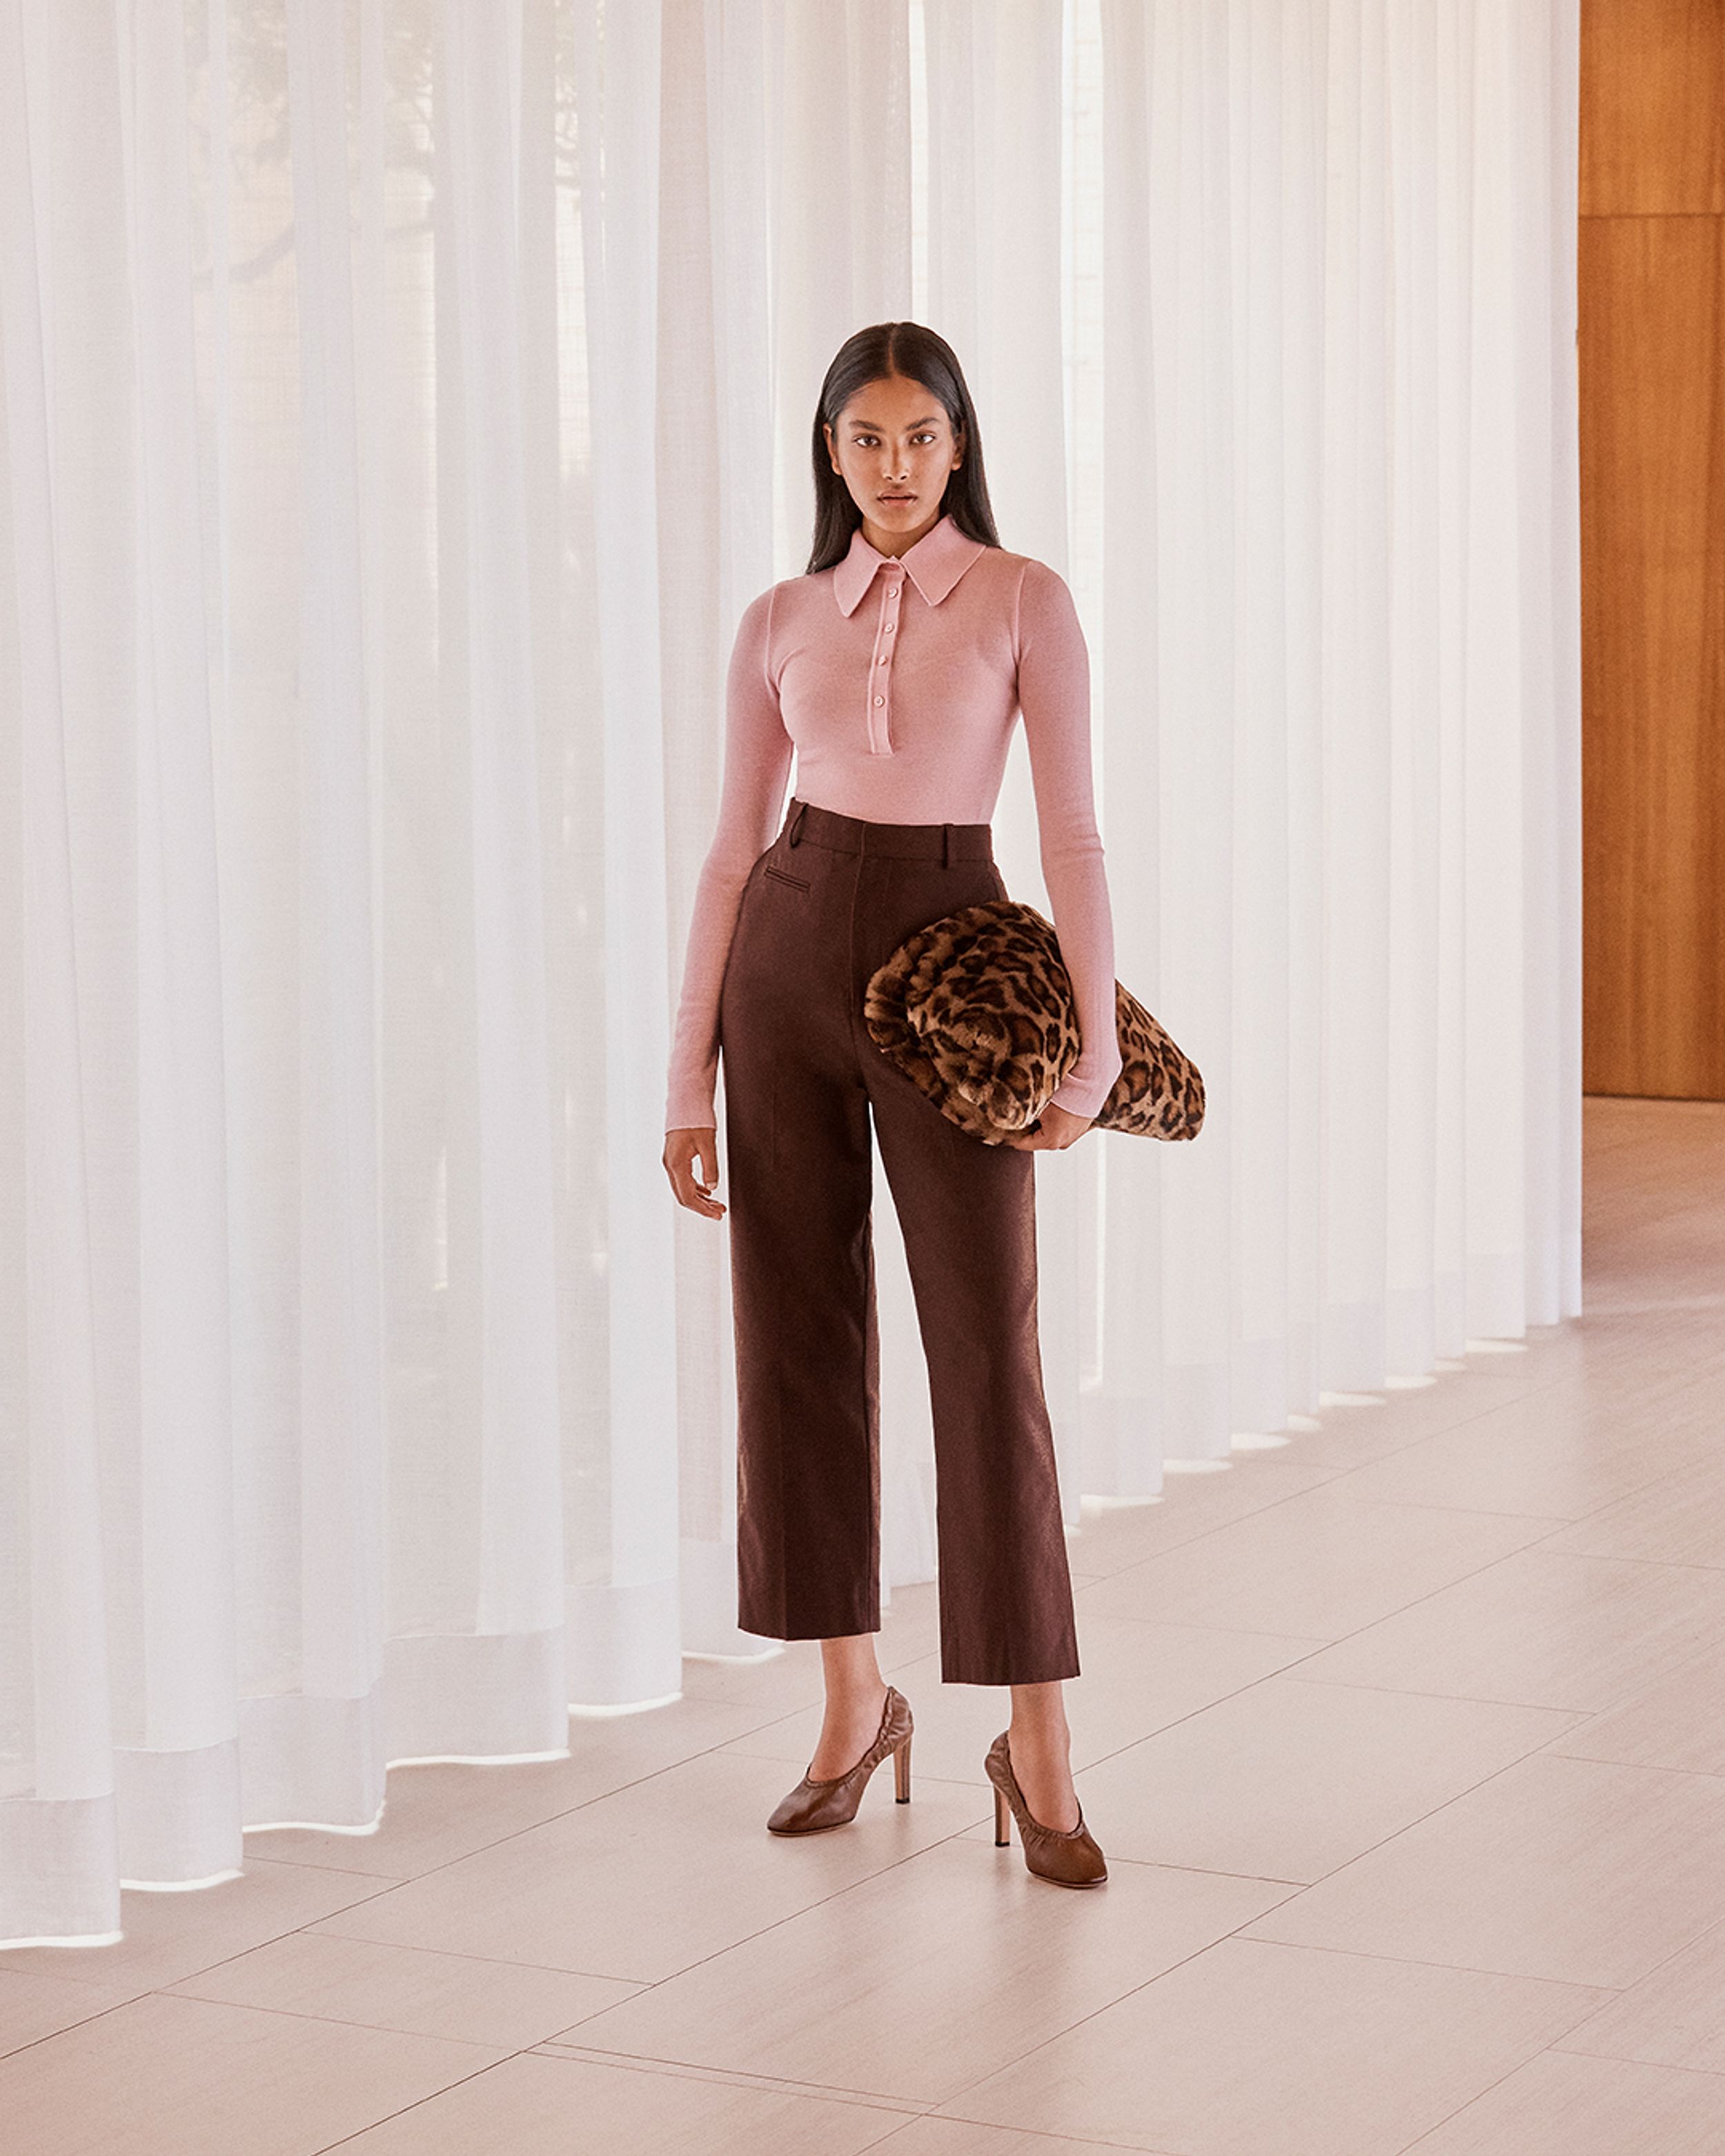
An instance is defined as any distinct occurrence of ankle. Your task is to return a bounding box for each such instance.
[1008,1679,1070,1745]
[825,1676,889,1721]
[1007,1712,1072,1759]
[819,1634,886,1701]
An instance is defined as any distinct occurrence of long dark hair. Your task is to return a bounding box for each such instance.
[806,322,1001,574]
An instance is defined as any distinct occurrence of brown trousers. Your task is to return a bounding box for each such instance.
[717,795,1081,1686]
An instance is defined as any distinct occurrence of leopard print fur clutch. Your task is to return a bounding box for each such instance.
[863,898,1205,1145]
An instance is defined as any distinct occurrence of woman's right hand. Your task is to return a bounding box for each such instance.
[664,1126,725,1219]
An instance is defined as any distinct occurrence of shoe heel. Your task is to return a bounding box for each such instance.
[894,1734,912,1803]
[994,1783,1011,1846]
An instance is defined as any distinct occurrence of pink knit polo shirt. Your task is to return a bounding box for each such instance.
[664,511,1123,1134]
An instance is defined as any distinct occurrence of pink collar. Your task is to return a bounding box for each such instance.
[831,511,988,616]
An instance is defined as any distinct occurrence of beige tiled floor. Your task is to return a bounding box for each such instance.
[3,1094,1722,2154]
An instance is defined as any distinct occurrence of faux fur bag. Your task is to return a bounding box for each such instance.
[863,897,1205,1146]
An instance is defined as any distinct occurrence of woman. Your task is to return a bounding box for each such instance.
[662,322,1121,1887]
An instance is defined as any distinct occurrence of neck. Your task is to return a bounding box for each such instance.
[860,508,942,558]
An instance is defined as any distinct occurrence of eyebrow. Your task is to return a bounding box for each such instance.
[846,415,944,431]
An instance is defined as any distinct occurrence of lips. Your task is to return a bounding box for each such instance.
[880,493,915,503]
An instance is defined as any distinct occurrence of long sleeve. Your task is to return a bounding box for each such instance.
[1014,558,1124,1120]
[664,586,793,1132]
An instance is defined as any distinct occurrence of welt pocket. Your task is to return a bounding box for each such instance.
[763,862,811,891]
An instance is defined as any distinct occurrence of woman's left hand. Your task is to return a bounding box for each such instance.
[1000,1102,1094,1151]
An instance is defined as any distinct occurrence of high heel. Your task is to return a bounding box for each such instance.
[984,1730,1107,1886]
[766,1684,915,1834]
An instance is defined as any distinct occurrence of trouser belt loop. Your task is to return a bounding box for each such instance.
[942,822,951,868]
[789,801,808,849]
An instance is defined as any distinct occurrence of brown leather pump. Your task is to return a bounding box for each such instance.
[766,1685,914,1833]
[984,1729,1108,1886]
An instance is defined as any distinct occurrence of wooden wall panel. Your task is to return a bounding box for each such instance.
[1580,0,1725,1098]
[1581,0,1725,215]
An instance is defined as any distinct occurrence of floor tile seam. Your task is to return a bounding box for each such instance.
[1067,1513,1348,1574]
[1352,1358,1719,1431]
[304,2048,533,2156]
[1042,1649,1443,1785]
[1381,2040,1590,2156]
[146,1984,526,2049]
[92,1872,437,1998]
[1073,1606,1337,1648]
[539,2035,1181,2156]
[1084,1547,1561,1665]
[540,1845,1288,2054]
[1523,1543,1725,1577]
[680,1683,828,1712]
[931,2019,1608,2156]
[1511,1483,1725,1540]
[1277,1671,1592,1722]
[917,1886,1316,2124]
[527,2039,936,2114]
[891,2100,1181,2154]
[250,1930,646,1981]
[0,1958,146,1997]
[1069,1398,1546,1558]
[1061,1685,1593,1844]
[883,2127,1174,2154]
[1555,1437,1725,1496]
[1074,1487,1579,1605]
[1071,1610,1334,1648]
[1217,1928,1628,2001]
[1274,1671,1621,1714]
[1539,1906,1725,2024]
[290,1926,654,1988]
[1220,1729,1657,1898]
[239,1846,424,1879]
[1056,1855,1307,1886]
[531,1892,1338,2139]
[718,1742,992,1792]
[1072,1392,1559,1563]
[1386,1986,1725,2152]
[1149,1522,1717,1675]
[1248,1890,1725,1995]
[233,1855,412,1881]
[1330,1359,1621,1427]
[1308,1495,1579,1526]
[267,1714,860,1896]
[0,1989,149,2069]
[753,1648,1440,1788]
[903,1841,1305,1887]
[540,1811,996,1995]
[1533,1744,1725,1783]
[1546,2035,1725,2077]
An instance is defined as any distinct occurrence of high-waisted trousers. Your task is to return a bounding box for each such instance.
[716,794,1081,1687]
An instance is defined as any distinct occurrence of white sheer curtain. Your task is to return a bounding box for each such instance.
[0,0,1581,1946]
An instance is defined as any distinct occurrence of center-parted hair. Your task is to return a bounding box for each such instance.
[807,322,1002,574]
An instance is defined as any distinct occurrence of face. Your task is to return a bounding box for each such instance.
[823,373,965,556]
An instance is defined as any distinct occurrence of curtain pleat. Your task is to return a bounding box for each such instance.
[0,0,1581,1944]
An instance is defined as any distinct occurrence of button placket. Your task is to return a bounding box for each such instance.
[867,571,903,754]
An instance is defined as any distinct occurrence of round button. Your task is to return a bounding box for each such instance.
[874,695,886,706]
